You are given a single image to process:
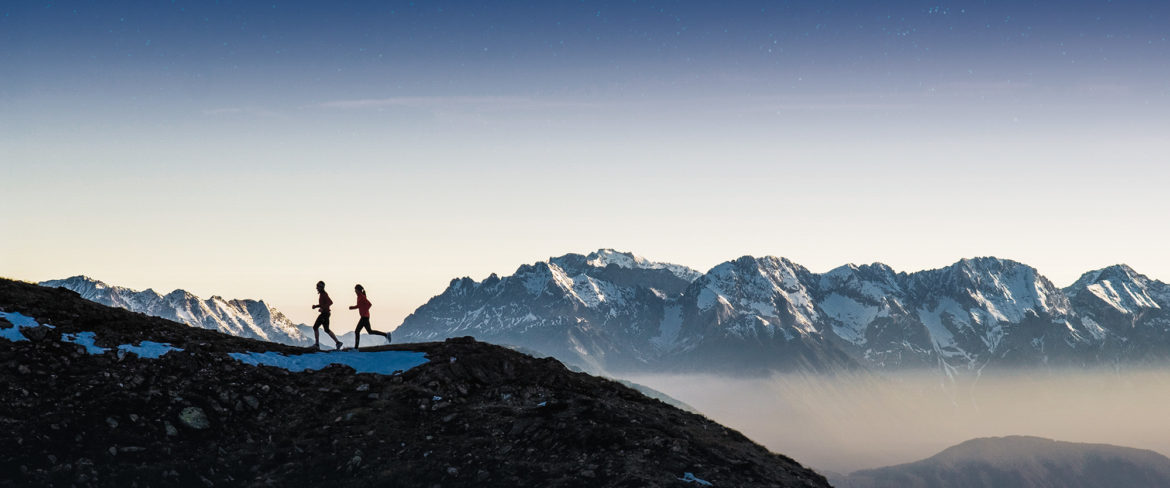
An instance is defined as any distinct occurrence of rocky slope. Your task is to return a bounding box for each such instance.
[832,436,1170,488]
[41,276,310,346]
[0,278,829,488]
[397,251,1170,376]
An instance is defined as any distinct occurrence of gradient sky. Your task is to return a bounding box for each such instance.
[4,1,1169,327]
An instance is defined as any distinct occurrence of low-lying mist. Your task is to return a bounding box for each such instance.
[624,368,1170,475]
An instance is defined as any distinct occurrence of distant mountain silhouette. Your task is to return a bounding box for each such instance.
[831,436,1170,488]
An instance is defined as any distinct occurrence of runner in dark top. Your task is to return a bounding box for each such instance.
[311,281,343,350]
[350,284,389,349]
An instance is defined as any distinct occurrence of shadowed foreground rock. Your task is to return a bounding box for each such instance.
[0,278,830,487]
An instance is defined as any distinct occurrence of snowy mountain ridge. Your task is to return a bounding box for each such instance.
[40,276,310,346]
[39,251,1170,376]
[576,248,704,282]
[396,251,1170,375]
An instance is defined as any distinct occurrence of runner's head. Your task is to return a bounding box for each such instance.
[316,281,325,292]
[355,284,365,295]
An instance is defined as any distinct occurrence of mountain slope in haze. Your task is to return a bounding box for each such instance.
[395,249,723,373]
[395,250,860,374]
[833,436,1170,488]
[831,257,1093,374]
[396,250,1170,376]
[664,255,860,373]
[0,278,830,487]
[40,275,310,346]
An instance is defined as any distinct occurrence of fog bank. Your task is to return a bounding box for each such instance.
[624,369,1170,474]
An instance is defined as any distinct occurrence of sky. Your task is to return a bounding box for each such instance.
[3,1,1169,327]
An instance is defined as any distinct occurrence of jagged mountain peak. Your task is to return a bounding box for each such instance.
[703,256,816,294]
[822,262,899,285]
[164,288,198,300]
[691,256,821,334]
[915,257,1052,295]
[709,255,808,276]
[550,248,702,282]
[44,275,115,292]
[56,274,102,285]
[818,263,905,310]
[1099,263,1141,278]
[1067,264,1168,315]
[909,257,1073,328]
[1070,264,1144,289]
[950,256,1037,279]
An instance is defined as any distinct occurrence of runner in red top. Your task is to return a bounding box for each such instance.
[311,281,343,350]
[349,284,389,349]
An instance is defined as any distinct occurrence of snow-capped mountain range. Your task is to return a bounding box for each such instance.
[40,249,1170,376]
[395,249,1170,376]
[40,276,311,346]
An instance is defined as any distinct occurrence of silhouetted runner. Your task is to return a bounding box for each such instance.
[350,284,389,349]
[311,281,343,350]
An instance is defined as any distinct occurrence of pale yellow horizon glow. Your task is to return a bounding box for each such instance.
[5,97,1169,328]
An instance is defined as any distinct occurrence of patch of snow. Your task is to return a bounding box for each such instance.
[1082,316,1108,341]
[742,300,771,317]
[0,311,53,342]
[650,304,683,350]
[61,332,110,354]
[228,350,429,375]
[569,274,627,308]
[696,287,727,311]
[917,299,962,356]
[0,327,27,342]
[820,293,880,345]
[118,341,183,359]
[859,281,894,301]
[679,472,713,486]
[547,263,577,296]
[0,311,44,329]
[1122,282,1160,309]
[1087,282,1129,314]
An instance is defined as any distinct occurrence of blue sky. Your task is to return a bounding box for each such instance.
[4,1,1169,326]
